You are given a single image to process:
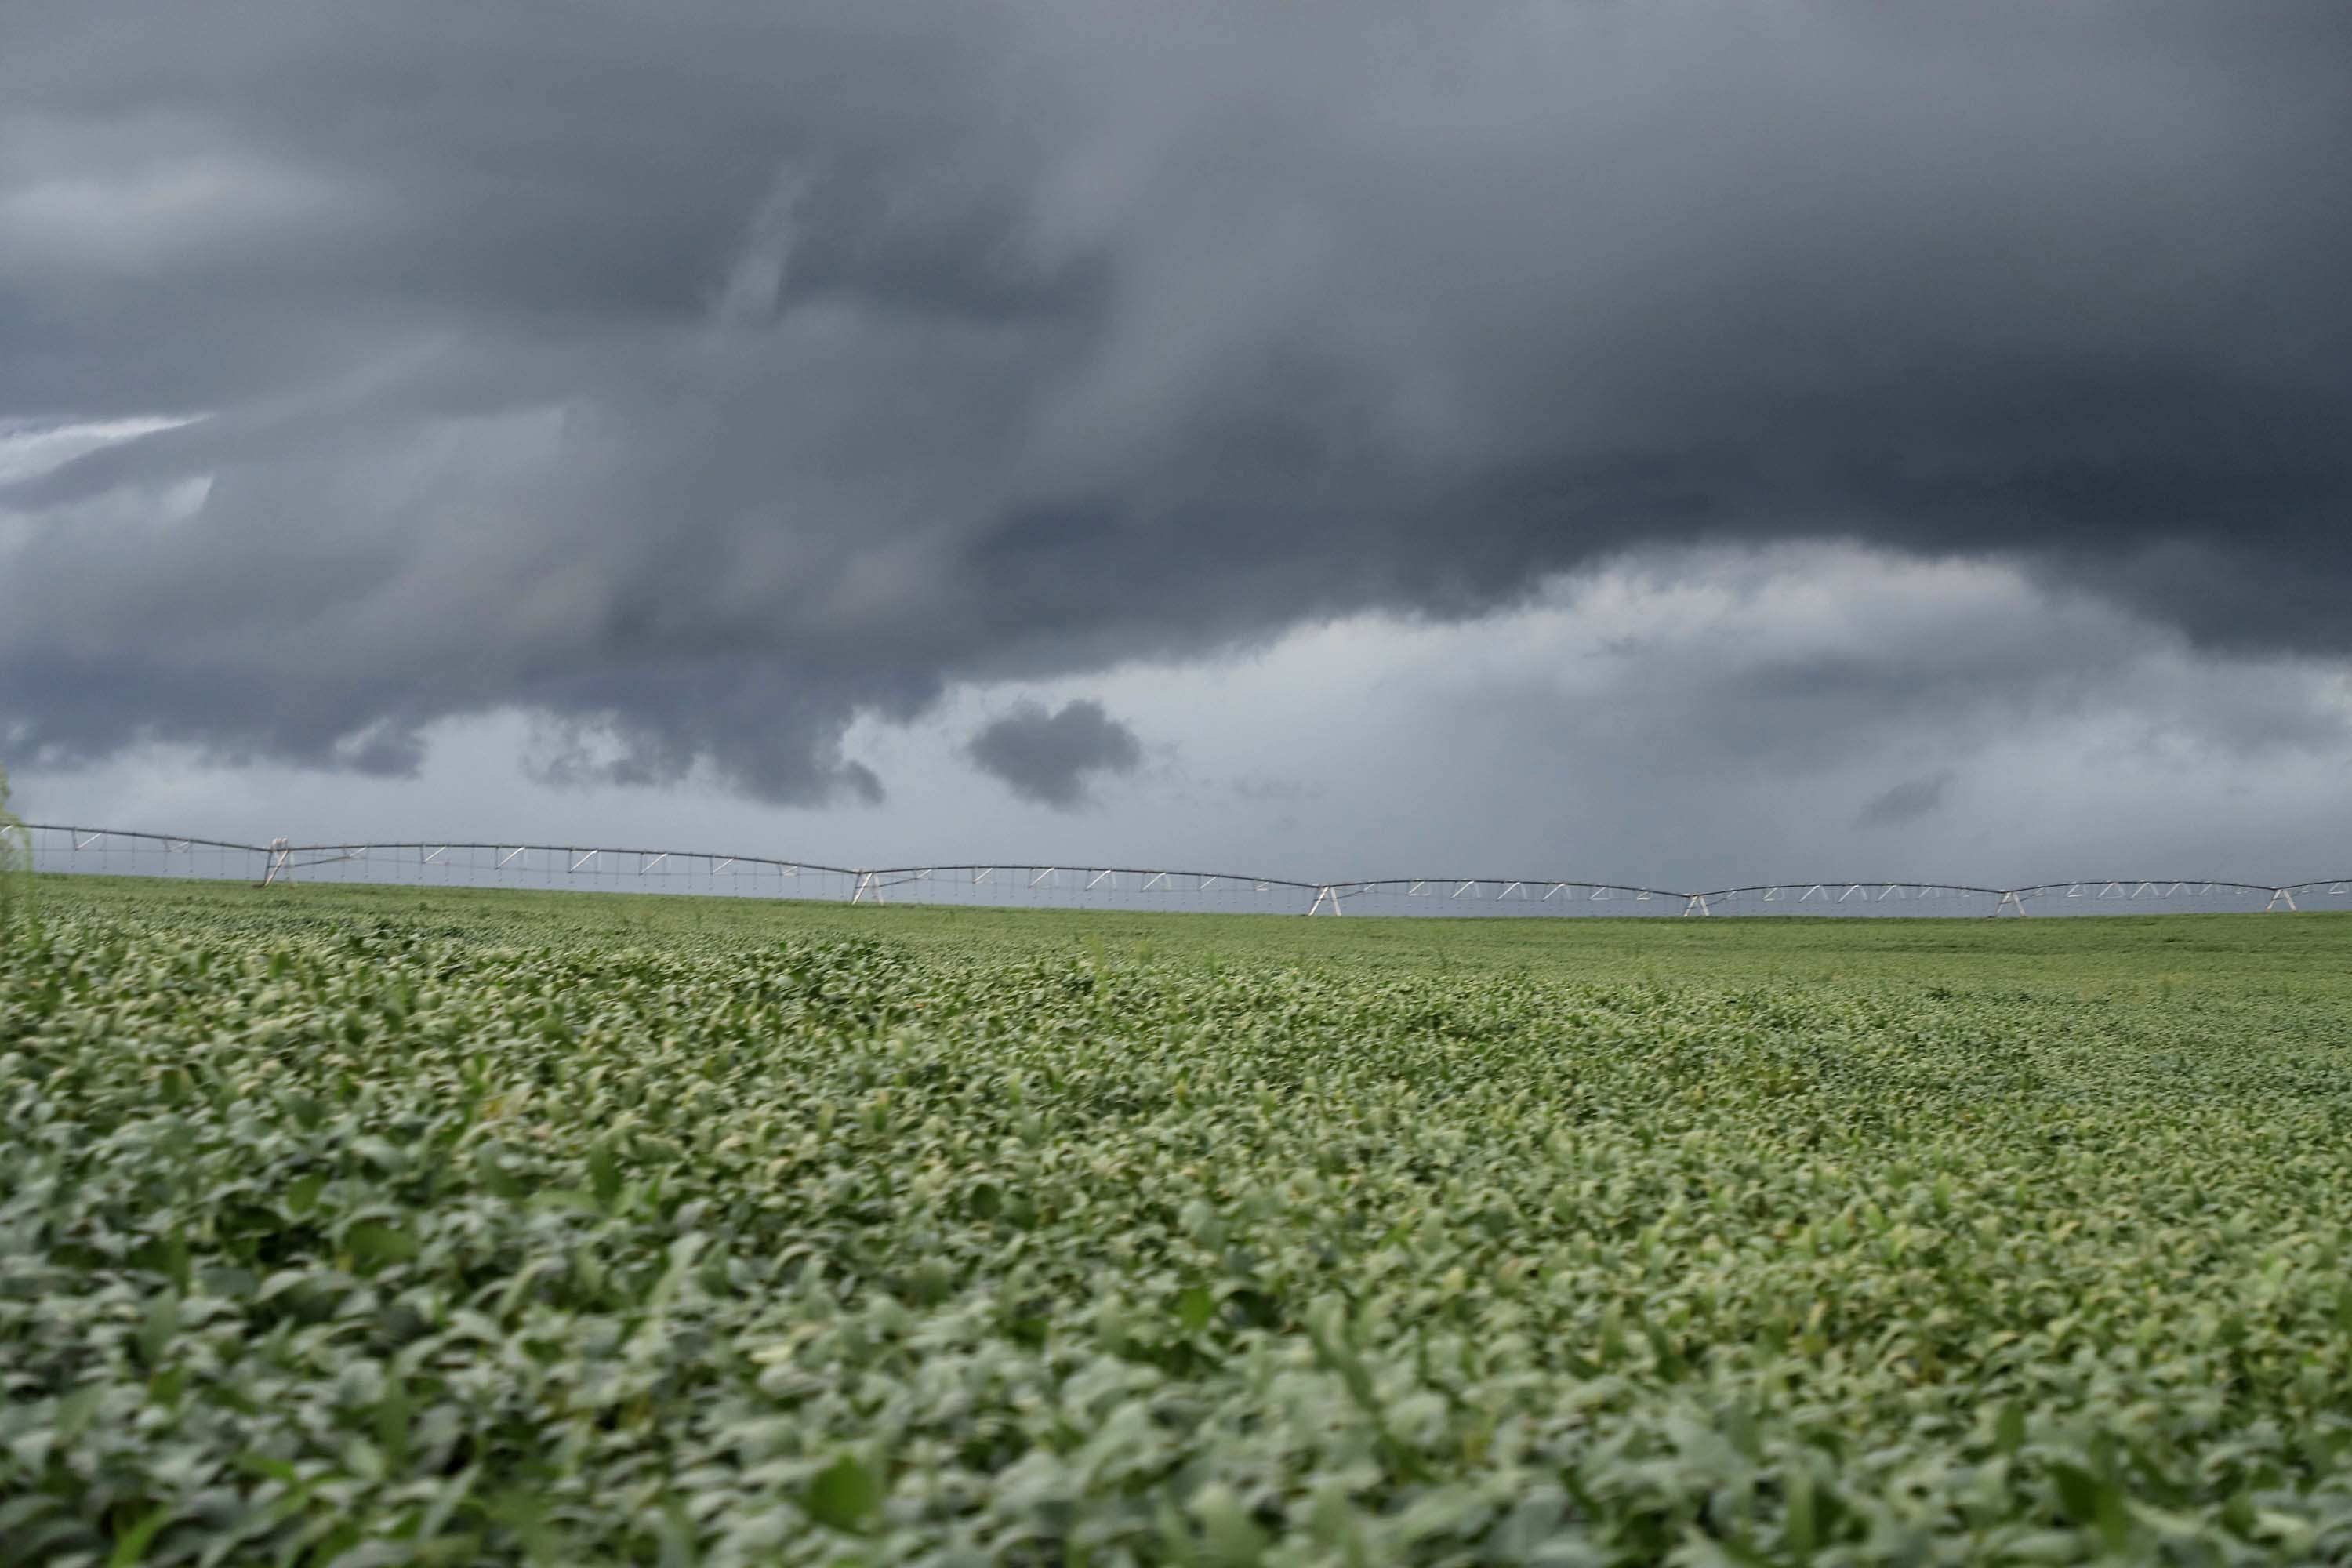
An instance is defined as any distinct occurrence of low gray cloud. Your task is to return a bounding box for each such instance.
[13,543,2352,889]
[1855,771,1955,829]
[1,3,2347,804]
[966,699,1142,808]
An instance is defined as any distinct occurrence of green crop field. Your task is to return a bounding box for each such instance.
[5,876,2351,1566]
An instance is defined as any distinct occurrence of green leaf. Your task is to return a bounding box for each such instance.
[804,1454,881,1534]
[589,1141,624,1208]
[1174,1284,1216,1333]
[146,1366,187,1410]
[1189,1481,1267,1566]
[410,1465,478,1544]
[1784,1467,1817,1555]
[104,1505,172,1567]
[0,1495,57,1534]
[2053,1461,2131,1552]
[285,1174,328,1216]
[1995,1401,2027,1457]
[2053,1462,2100,1523]
[345,1221,419,1270]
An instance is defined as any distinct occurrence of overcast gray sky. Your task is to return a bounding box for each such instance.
[4,2,2347,886]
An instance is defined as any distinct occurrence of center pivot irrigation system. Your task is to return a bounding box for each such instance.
[13,822,2352,919]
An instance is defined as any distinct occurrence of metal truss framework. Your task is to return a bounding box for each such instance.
[15,823,2352,920]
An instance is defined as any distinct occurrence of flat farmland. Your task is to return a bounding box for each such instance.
[5,877,2350,1565]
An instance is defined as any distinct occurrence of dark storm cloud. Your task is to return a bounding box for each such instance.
[2,1,2348,799]
[1855,772,1955,830]
[966,699,1143,809]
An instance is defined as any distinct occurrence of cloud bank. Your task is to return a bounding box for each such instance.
[24,546,2348,889]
